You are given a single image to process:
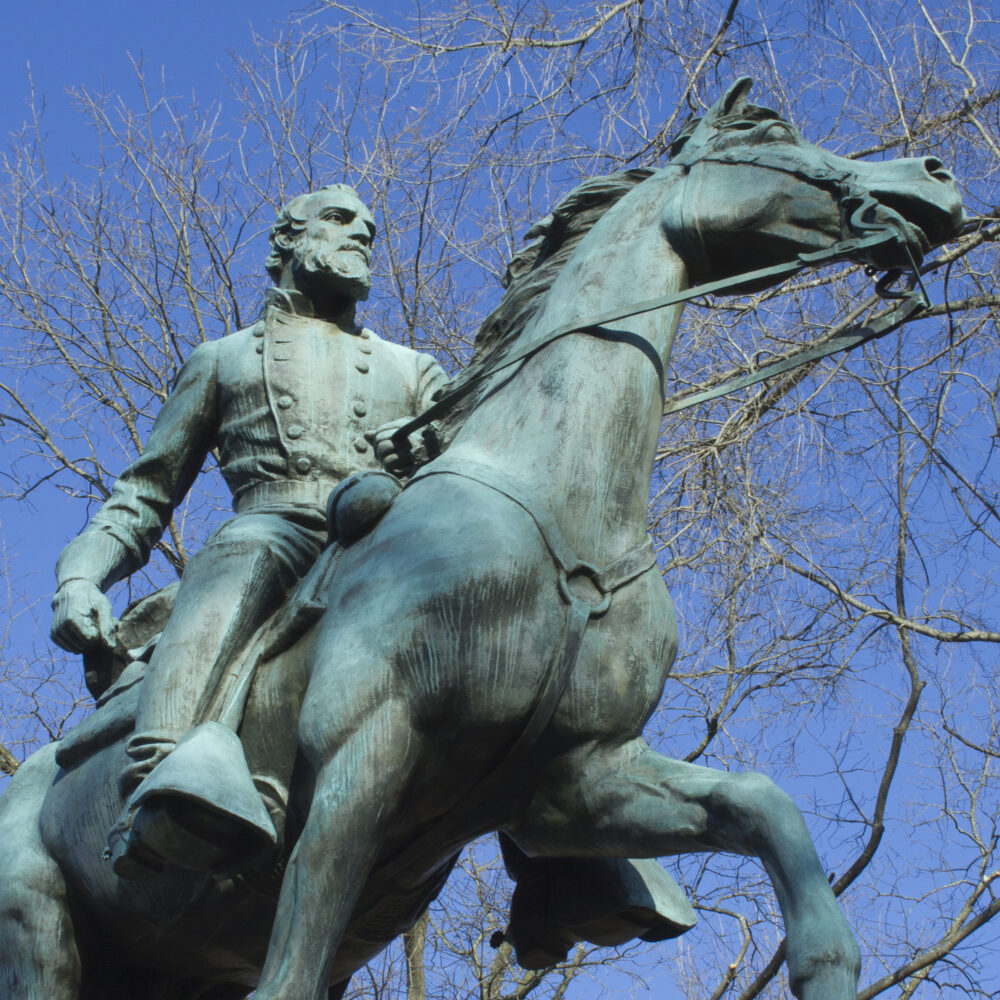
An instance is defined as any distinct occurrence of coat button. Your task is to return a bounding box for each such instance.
[256,344,264,354]
[277,395,293,409]
[353,437,368,452]
[295,456,312,473]
[359,342,373,355]
[353,401,367,417]
[355,361,370,374]
[287,424,304,439]
[360,329,372,339]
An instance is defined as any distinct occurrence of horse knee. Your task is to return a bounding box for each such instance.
[710,771,803,851]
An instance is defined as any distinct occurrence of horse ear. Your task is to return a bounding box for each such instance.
[668,77,755,161]
[707,77,754,122]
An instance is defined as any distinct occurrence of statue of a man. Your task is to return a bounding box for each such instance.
[50,183,447,878]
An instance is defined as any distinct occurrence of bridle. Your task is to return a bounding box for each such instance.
[661,147,932,412]
[391,149,932,444]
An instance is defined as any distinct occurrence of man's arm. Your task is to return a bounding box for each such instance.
[51,342,219,652]
[371,351,450,476]
[414,351,450,414]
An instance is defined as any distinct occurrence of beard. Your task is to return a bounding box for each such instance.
[292,232,372,303]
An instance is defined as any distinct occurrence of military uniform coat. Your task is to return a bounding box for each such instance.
[56,288,448,591]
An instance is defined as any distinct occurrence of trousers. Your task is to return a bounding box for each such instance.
[124,505,328,786]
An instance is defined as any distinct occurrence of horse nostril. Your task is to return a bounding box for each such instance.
[923,157,954,183]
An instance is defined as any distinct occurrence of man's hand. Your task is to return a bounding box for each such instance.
[51,579,117,654]
[367,419,439,477]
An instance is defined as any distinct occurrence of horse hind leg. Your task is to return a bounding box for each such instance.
[0,744,82,1000]
[508,739,860,1000]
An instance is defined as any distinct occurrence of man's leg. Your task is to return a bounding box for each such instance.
[112,509,325,878]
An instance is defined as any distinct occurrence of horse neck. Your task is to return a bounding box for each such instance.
[446,174,688,567]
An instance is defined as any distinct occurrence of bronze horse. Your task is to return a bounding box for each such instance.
[0,79,963,1000]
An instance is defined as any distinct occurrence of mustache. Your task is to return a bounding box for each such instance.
[296,242,371,273]
[293,237,372,299]
[330,240,372,267]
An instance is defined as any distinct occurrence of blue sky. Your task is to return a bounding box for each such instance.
[0,3,301,606]
[4,1,283,143]
[3,4,998,996]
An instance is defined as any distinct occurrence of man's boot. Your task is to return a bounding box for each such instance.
[107,723,277,881]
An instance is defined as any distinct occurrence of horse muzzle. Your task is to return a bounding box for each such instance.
[854,155,964,263]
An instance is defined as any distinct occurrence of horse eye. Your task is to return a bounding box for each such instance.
[762,122,795,141]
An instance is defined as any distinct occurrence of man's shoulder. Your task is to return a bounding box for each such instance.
[171,327,260,390]
[182,325,258,356]
[363,329,437,369]
[219,323,263,349]
[192,325,261,364]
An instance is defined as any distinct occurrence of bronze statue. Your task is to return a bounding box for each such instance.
[49,183,447,879]
[0,80,965,1000]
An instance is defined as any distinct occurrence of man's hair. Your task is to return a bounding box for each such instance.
[264,183,364,282]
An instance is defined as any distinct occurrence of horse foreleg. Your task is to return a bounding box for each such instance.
[509,739,860,1000]
[0,745,82,1000]
[253,697,417,1000]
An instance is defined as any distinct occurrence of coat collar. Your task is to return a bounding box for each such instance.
[264,287,361,332]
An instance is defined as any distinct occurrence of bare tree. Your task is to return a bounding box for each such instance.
[1,1,998,996]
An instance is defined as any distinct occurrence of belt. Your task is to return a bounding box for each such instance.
[233,479,342,514]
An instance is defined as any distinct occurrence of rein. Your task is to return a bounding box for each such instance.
[392,225,922,444]
[663,251,927,414]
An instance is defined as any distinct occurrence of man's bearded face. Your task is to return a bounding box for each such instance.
[292,229,372,302]
[289,188,376,303]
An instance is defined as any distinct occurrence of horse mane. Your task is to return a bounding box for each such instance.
[437,167,654,437]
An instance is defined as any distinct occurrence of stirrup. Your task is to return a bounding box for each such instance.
[107,722,277,881]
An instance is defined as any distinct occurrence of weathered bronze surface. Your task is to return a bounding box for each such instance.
[0,80,964,1000]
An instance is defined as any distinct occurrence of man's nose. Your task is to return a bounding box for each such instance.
[347,220,372,247]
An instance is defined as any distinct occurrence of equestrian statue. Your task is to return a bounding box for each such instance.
[0,79,965,1000]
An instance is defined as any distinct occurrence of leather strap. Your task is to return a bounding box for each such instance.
[411,458,657,599]
[391,228,908,445]
[662,287,926,413]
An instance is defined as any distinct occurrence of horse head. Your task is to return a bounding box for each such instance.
[661,78,964,288]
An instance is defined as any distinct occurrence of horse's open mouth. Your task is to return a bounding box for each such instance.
[875,193,959,250]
